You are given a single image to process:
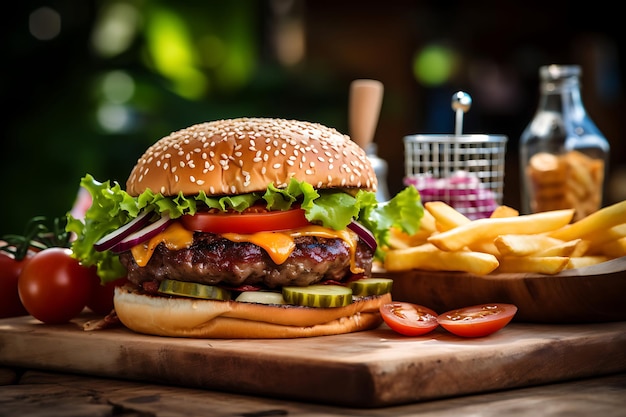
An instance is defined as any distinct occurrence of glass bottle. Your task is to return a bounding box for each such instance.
[519,64,610,221]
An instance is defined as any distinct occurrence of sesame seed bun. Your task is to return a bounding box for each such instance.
[126,117,378,197]
[114,285,391,338]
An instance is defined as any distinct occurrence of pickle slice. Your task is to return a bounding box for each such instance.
[158,279,231,301]
[235,291,286,305]
[282,285,352,308]
[349,278,393,296]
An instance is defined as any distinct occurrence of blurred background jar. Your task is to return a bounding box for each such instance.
[519,64,610,222]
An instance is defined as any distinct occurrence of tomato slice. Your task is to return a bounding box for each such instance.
[180,208,311,234]
[437,303,518,338]
[380,302,439,336]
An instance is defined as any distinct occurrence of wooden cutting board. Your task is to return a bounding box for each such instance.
[1,315,625,407]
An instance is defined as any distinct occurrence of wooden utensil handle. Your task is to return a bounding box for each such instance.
[349,79,384,150]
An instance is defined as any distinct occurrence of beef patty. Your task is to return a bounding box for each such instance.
[119,233,373,289]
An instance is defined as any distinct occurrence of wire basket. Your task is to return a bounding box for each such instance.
[403,134,507,220]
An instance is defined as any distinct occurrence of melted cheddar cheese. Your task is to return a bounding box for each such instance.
[131,222,194,267]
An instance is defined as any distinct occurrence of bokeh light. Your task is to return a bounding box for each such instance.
[91,2,140,58]
[29,7,61,41]
[412,44,458,87]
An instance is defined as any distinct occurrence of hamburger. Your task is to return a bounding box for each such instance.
[68,118,422,338]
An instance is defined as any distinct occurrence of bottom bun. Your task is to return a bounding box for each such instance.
[114,285,391,338]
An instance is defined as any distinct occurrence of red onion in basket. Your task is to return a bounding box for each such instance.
[404,170,498,220]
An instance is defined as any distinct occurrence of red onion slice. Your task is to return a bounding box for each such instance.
[347,220,377,252]
[110,213,173,253]
[94,210,154,252]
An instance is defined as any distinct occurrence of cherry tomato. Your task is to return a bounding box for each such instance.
[380,302,439,336]
[437,303,518,338]
[180,208,311,234]
[0,252,31,318]
[86,277,128,315]
[18,247,98,324]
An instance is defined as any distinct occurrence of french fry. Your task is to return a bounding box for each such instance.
[490,205,520,218]
[387,229,413,249]
[381,199,626,275]
[428,209,575,252]
[566,256,610,269]
[549,200,626,241]
[419,208,438,235]
[590,237,626,258]
[424,201,470,232]
[533,239,586,257]
[468,239,501,257]
[494,234,565,257]
[496,256,569,274]
[575,223,626,248]
[384,243,499,275]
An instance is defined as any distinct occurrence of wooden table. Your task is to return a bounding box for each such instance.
[2,314,626,408]
[2,369,626,416]
[2,313,626,415]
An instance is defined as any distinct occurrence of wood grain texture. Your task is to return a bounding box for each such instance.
[2,370,626,416]
[1,314,625,407]
[377,256,626,323]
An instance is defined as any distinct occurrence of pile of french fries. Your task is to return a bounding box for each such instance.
[384,199,626,275]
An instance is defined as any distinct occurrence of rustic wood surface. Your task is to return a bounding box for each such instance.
[1,369,626,416]
[1,314,626,408]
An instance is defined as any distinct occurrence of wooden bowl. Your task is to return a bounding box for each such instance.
[375,256,626,323]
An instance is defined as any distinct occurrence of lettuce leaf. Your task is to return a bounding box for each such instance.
[356,186,423,259]
[67,174,423,282]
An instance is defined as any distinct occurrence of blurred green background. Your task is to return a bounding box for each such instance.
[2,0,624,235]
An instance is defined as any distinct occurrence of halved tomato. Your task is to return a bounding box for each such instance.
[437,303,518,338]
[180,208,311,234]
[380,302,439,336]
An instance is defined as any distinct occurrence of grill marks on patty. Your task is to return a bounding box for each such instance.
[119,234,373,289]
